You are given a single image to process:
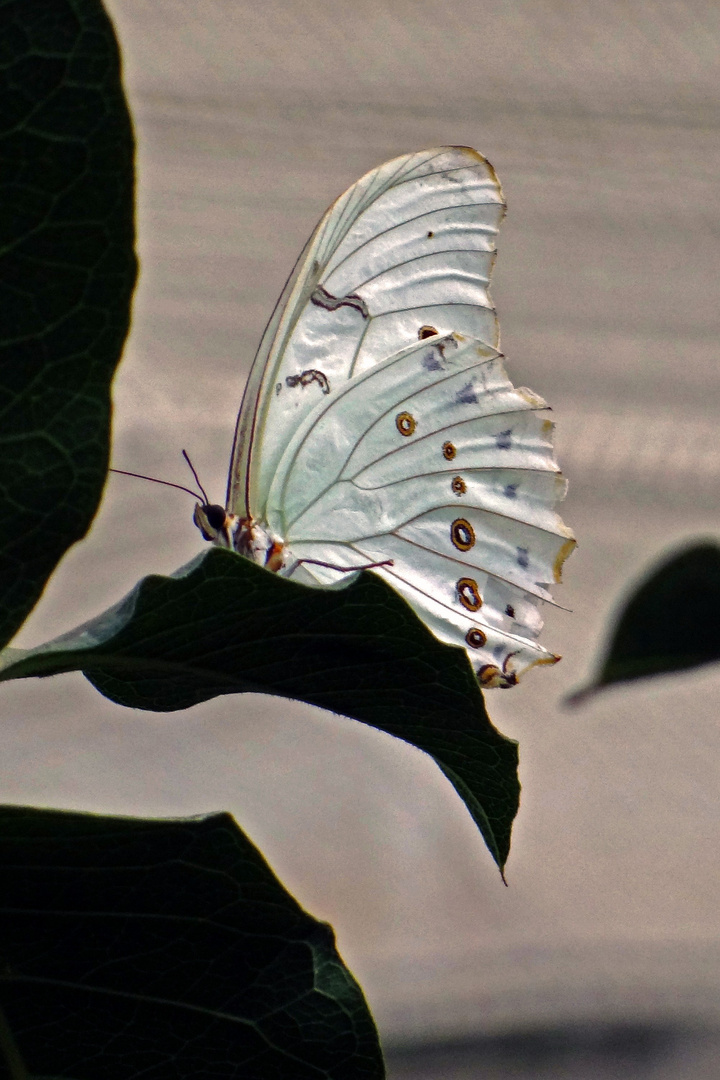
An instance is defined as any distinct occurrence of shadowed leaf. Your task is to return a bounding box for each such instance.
[0,806,384,1080]
[0,548,520,872]
[0,0,136,648]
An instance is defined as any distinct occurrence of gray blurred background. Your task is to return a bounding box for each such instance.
[4,2,720,1076]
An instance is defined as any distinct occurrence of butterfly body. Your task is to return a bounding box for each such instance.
[196,147,575,687]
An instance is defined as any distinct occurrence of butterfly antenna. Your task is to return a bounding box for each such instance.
[109,468,204,502]
[182,449,211,506]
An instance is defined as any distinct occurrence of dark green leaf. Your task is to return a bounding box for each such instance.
[0,805,384,1080]
[0,549,520,872]
[0,0,137,648]
[568,541,720,704]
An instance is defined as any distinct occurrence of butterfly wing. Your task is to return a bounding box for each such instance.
[227,147,505,522]
[265,333,575,684]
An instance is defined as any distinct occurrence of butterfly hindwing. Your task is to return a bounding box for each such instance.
[265,333,575,681]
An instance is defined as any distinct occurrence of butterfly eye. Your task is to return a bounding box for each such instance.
[395,411,416,436]
[193,502,228,542]
[457,577,482,611]
[203,504,227,530]
[418,324,438,339]
[442,441,456,460]
[451,476,466,496]
[465,627,487,649]
[451,518,475,551]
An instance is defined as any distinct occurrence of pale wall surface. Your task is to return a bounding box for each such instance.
[3,1,720,1075]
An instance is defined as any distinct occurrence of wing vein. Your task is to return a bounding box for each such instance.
[397,502,571,541]
[325,204,499,279]
[348,319,371,380]
[345,247,495,293]
[345,405,553,481]
[350,535,560,606]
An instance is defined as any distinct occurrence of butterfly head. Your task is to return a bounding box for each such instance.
[193,502,237,548]
[193,505,289,572]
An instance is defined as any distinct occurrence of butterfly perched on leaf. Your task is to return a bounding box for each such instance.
[195,146,575,688]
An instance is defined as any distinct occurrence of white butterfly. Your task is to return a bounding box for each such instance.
[195,146,575,688]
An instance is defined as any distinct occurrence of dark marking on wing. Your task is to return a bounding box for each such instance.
[496,428,512,449]
[451,518,475,551]
[455,381,479,405]
[503,483,518,499]
[421,334,455,370]
[286,369,331,395]
[457,577,482,611]
[465,627,487,648]
[479,660,518,689]
[396,411,416,436]
[422,347,445,371]
[418,324,438,340]
[311,284,370,318]
[516,547,530,569]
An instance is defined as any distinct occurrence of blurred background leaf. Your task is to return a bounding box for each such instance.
[0,805,384,1080]
[0,0,136,648]
[568,541,720,704]
[0,547,520,873]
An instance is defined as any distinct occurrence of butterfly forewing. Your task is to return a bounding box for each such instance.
[228,147,505,522]
[226,231,316,518]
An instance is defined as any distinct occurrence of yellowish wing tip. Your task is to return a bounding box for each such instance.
[517,385,549,409]
[447,144,485,158]
[519,652,562,681]
[444,145,505,203]
[553,537,577,583]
